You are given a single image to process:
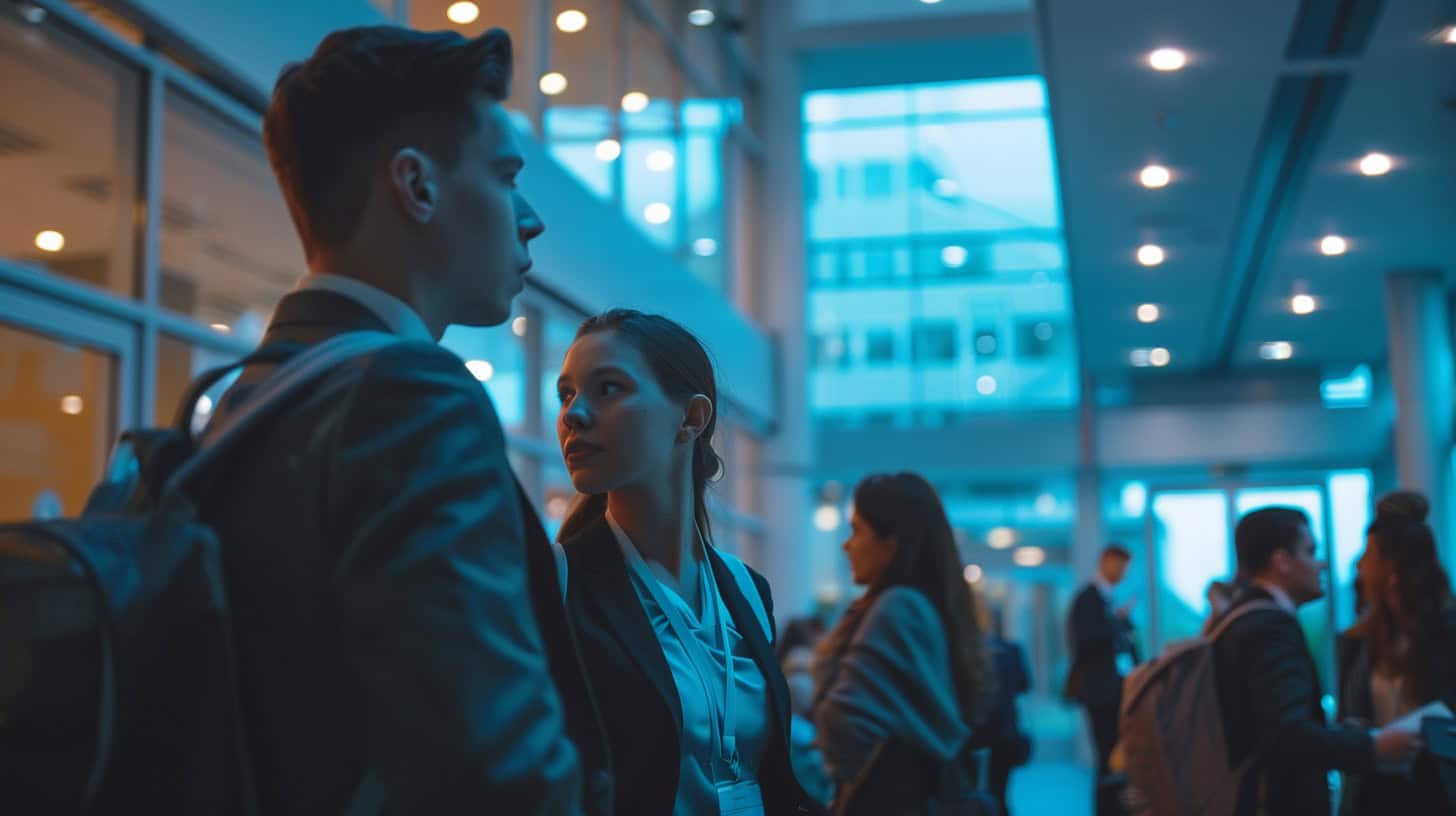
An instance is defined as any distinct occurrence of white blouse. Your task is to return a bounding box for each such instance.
[606,514,771,815]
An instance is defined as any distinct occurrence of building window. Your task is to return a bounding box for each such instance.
[912,322,958,363]
[863,160,893,199]
[865,329,896,364]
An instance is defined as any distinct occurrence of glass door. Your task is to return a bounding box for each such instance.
[0,286,135,521]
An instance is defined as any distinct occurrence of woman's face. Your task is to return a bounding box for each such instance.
[1356,534,1394,606]
[843,510,897,586]
[556,330,692,495]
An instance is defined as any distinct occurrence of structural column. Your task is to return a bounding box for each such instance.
[745,0,814,618]
[1383,269,1454,563]
[1072,373,1105,584]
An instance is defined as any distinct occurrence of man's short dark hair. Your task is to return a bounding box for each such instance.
[1235,507,1311,576]
[1102,544,1132,562]
[263,26,513,259]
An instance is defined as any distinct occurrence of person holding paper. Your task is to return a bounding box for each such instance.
[1212,507,1423,816]
[1338,494,1456,814]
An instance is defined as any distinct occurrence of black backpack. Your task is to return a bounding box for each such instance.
[0,331,400,814]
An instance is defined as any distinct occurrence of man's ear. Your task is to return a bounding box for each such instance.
[387,147,438,224]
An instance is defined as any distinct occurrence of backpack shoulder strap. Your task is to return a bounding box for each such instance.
[1207,599,1286,642]
[165,331,405,495]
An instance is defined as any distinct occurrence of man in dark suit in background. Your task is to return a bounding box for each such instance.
[203,25,607,815]
[1213,507,1421,815]
[1064,544,1139,816]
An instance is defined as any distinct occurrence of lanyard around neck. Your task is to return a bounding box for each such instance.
[621,533,741,781]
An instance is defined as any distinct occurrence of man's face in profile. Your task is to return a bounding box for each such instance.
[432,98,544,326]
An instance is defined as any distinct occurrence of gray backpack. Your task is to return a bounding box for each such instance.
[1117,600,1285,815]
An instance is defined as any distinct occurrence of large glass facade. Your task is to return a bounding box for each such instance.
[804,77,1077,424]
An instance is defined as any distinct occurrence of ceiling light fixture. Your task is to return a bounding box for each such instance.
[594,138,622,161]
[621,91,650,113]
[1149,347,1171,367]
[932,178,960,197]
[645,149,675,172]
[210,322,231,334]
[963,564,984,584]
[511,316,528,337]
[987,527,1016,549]
[692,237,719,257]
[446,1,479,25]
[1320,235,1348,256]
[60,395,84,415]
[1136,303,1160,323]
[1358,152,1392,176]
[538,72,567,96]
[1291,294,1316,315]
[1148,48,1188,71]
[34,230,65,252]
[1012,546,1046,567]
[465,359,495,381]
[555,10,588,33]
[1139,164,1172,188]
[813,504,842,531]
[976,375,998,396]
[1259,341,1294,361]
[1137,244,1166,266]
[688,8,716,26]
[644,203,672,225]
[1442,25,1456,44]
[941,245,969,268]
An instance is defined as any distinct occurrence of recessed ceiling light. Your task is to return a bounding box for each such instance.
[1034,492,1057,517]
[1291,294,1316,315]
[59,395,84,415]
[1358,152,1392,176]
[987,527,1016,549]
[963,564,984,584]
[621,91,650,113]
[1013,546,1046,567]
[813,504,841,531]
[446,1,479,25]
[1320,234,1348,256]
[1139,164,1172,188]
[1442,25,1456,44]
[538,72,567,96]
[976,375,998,396]
[511,316,528,337]
[644,202,672,225]
[555,10,588,33]
[210,322,231,334]
[1149,347,1171,367]
[1137,244,1166,266]
[645,149,675,172]
[1136,303,1161,323]
[465,359,495,381]
[920,0,945,4]
[941,245,969,268]
[34,229,64,252]
[1148,48,1187,71]
[594,138,622,161]
[688,8,716,26]
[692,237,719,257]
[1259,341,1294,361]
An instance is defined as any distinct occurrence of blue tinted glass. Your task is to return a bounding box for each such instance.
[804,76,1076,421]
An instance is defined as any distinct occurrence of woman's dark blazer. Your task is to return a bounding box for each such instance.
[560,517,823,816]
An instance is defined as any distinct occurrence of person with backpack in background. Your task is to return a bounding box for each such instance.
[1211,507,1421,814]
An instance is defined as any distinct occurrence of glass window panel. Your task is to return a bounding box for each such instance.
[161,90,302,344]
[1328,471,1372,631]
[1151,490,1231,648]
[910,77,1047,116]
[154,335,237,433]
[441,313,529,436]
[0,11,141,298]
[0,323,115,519]
[622,16,683,249]
[803,86,911,125]
[683,97,727,289]
[545,0,619,198]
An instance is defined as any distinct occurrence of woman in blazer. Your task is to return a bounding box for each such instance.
[811,472,995,816]
[553,309,820,816]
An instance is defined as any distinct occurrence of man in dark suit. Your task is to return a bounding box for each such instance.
[1213,507,1421,815]
[202,26,606,815]
[1064,544,1138,816]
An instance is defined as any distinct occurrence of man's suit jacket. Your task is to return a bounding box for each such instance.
[1063,583,1137,707]
[1212,586,1373,815]
[203,290,608,814]
[560,517,822,816]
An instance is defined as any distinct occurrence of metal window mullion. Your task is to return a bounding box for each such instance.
[136,64,166,428]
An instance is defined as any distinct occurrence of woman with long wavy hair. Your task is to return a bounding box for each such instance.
[811,472,995,815]
[1338,491,1456,815]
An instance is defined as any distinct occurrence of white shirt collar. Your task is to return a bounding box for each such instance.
[294,273,435,343]
[1252,579,1297,613]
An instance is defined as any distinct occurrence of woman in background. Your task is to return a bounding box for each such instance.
[811,472,995,815]
[1338,491,1456,815]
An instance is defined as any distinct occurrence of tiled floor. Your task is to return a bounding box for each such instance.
[1006,761,1092,816]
